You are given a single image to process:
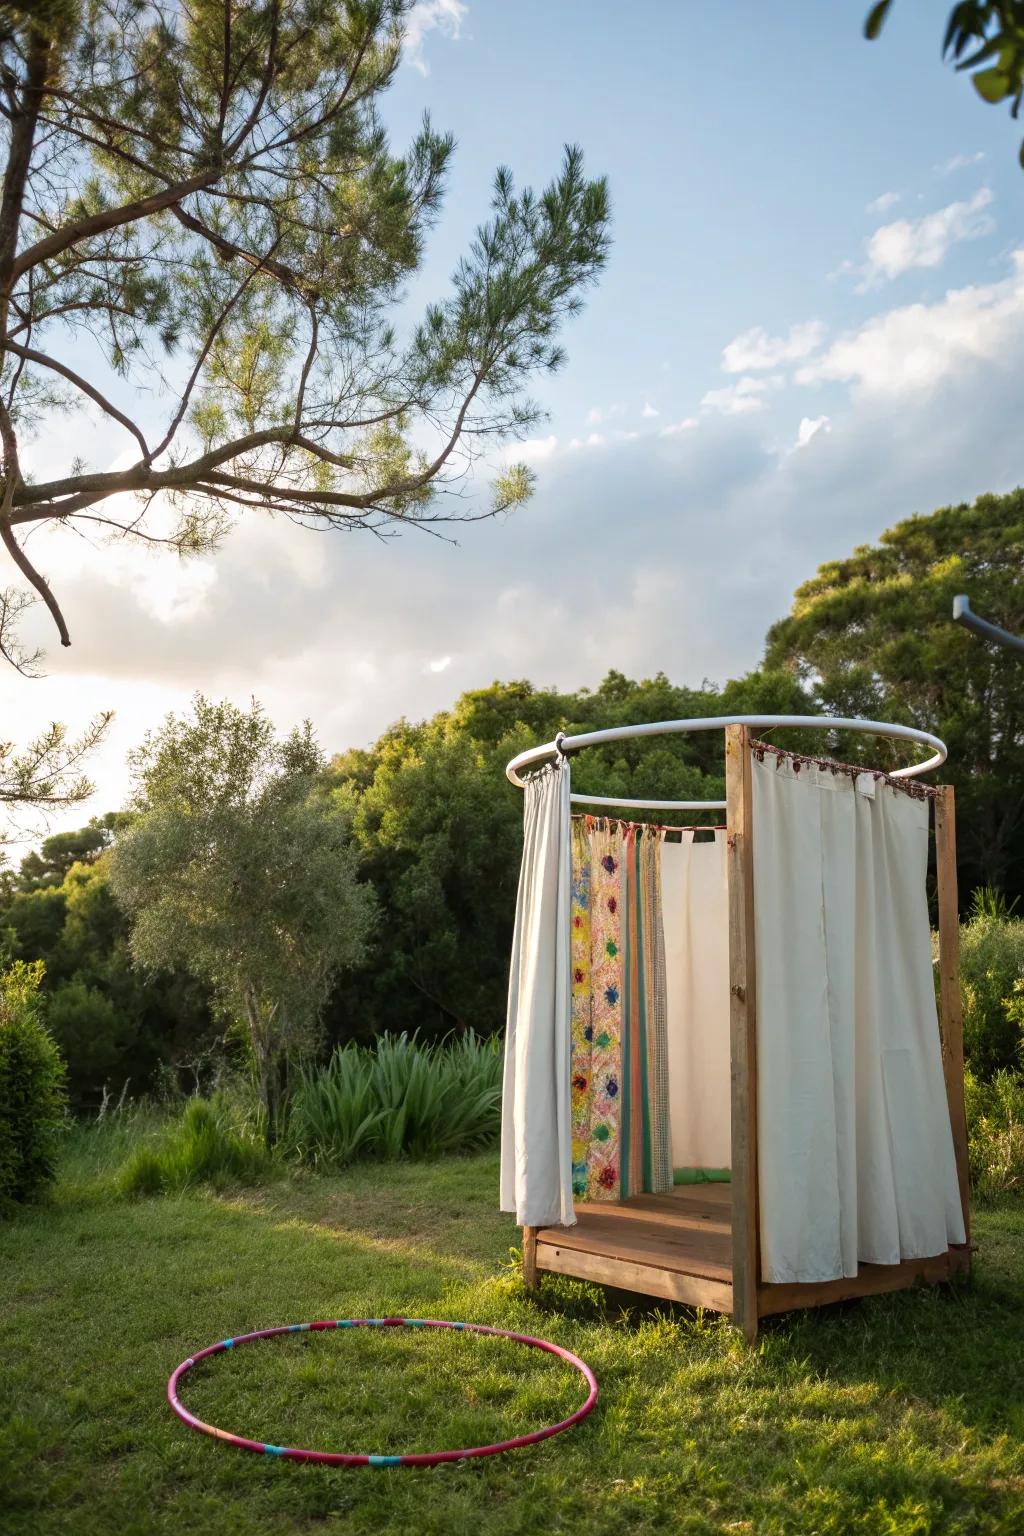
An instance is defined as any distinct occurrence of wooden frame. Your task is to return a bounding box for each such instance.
[725,724,760,1342]
[521,741,971,1338]
[934,785,972,1249]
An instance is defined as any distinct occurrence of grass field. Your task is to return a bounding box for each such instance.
[2,1129,1023,1535]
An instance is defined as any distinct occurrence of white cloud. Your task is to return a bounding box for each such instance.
[641,402,659,418]
[428,655,452,673]
[567,432,607,450]
[585,403,624,425]
[659,417,698,437]
[937,152,986,175]
[511,434,559,464]
[721,321,826,374]
[867,191,901,215]
[403,0,468,75]
[701,374,783,416]
[856,188,995,288]
[793,415,831,451]
[11,286,1024,856]
[27,489,220,625]
[798,249,1024,398]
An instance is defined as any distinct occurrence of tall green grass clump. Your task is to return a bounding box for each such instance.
[955,891,1024,1077]
[965,1066,1024,1200]
[287,1032,502,1168]
[118,1095,273,1195]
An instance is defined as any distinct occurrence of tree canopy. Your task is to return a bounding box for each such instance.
[107,696,375,1136]
[766,487,1024,897]
[0,0,609,655]
[326,666,811,1043]
[14,813,117,891]
[4,487,1023,1103]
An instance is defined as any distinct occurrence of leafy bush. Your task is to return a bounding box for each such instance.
[118,1095,272,1196]
[287,1032,502,1168]
[0,961,67,1209]
[46,981,128,1109]
[964,1067,1024,1200]
[957,910,1024,1076]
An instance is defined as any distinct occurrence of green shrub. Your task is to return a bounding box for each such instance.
[118,1095,272,1196]
[956,910,1024,1077]
[0,961,67,1210]
[46,981,128,1109]
[287,1031,502,1168]
[964,1067,1024,1200]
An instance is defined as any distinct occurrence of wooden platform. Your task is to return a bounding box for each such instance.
[534,1183,735,1313]
[532,1182,970,1321]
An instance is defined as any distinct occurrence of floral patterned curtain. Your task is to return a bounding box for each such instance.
[570,817,673,1202]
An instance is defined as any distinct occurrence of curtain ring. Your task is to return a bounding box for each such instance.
[554,731,568,758]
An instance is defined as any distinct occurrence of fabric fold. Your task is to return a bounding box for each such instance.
[752,749,965,1284]
[500,761,574,1228]
[662,830,731,1173]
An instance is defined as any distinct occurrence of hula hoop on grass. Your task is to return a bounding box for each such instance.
[167,1317,598,1467]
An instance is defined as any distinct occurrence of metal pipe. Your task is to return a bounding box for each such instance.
[571,793,727,811]
[505,714,947,811]
[953,594,1024,653]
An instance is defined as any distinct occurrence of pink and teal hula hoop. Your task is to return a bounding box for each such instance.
[167,1317,598,1467]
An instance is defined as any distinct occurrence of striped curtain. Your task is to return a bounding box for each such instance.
[570,818,672,1202]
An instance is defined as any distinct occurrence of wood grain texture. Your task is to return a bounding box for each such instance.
[522,1225,539,1289]
[934,785,972,1252]
[757,1247,970,1317]
[536,1240,734,1313]
[725,724,759,1343]
[543,1210,732,1281]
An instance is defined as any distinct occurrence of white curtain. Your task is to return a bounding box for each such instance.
[500,760,575,1228]
[662,832,731,1171]
[752,752,966,1284]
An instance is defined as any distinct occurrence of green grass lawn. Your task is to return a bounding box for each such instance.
[2,1133,1023,1536]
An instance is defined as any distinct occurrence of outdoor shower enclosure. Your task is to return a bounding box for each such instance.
[500,719,971,1342]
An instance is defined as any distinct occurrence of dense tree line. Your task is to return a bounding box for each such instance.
[1,488,1021,1107]
[0,825,216,1108]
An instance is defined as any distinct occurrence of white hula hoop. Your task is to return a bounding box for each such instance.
[504,715,946,812]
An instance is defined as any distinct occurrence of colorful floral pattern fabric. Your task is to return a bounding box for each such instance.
[568,817,671,1204]
[570,821,594,1198]
[585,822,624,1199]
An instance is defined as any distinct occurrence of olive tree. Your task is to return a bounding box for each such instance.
[108,695,375,1138]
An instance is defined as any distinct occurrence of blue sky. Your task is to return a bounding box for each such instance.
[5,0,1024,841]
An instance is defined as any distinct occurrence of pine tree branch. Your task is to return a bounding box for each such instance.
[2,337,151,459]
[12,169,221,284]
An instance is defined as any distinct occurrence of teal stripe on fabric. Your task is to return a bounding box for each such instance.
[264,1445,285,1457]
[619,837,631,1200]
[636,836,652,1190]
[647,835,673,1193]
[369,1455,403,1467]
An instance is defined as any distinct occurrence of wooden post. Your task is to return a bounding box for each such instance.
[725,725,760,1342]
[934,786,971,1253]
[522,1225,539,1289]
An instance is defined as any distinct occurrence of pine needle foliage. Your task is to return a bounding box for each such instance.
[0,1,609,658]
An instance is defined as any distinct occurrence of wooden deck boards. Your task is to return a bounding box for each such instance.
[532,1185,967,1323]
[535,1185,733,1285]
